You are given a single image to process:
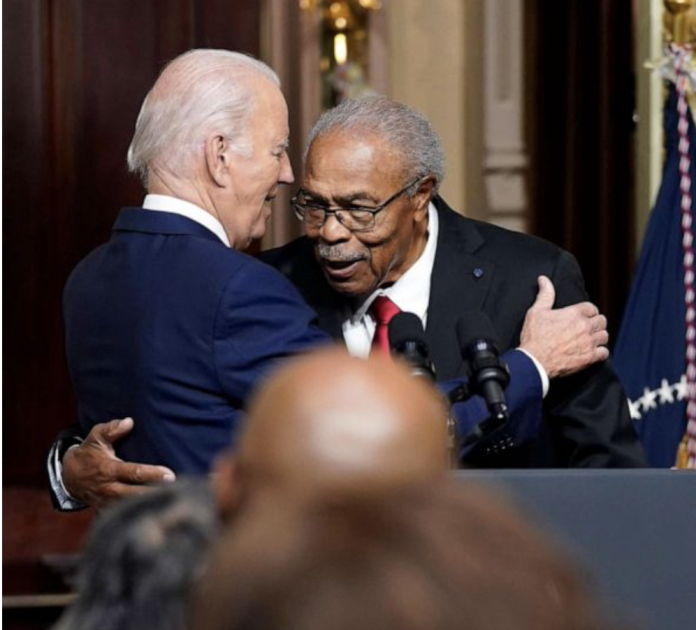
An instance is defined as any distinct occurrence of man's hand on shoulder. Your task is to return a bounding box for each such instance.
[519,276,609,379]
[63,418,176,510]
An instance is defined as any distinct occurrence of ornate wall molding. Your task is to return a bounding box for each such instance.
[482,0,527,232]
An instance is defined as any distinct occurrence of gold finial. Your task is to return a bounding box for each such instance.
[299,0,382,14]
[674,433,696,468]
[665,0,693,10]
[664,0,696,46]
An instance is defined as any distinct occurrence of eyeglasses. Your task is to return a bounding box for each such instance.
[291,177,421,232]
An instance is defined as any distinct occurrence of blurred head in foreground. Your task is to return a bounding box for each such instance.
[53,480,218,630]
[193,478,621,630]
[214,347,449,516]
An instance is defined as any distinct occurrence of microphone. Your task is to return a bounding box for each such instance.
[389,312,457,465]
[388,312,436,381]
[455,312,510,425]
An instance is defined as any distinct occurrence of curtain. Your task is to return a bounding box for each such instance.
[525,0,635,337]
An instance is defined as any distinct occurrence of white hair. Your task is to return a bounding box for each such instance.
[127,49,280,187]
[304,96,446,195]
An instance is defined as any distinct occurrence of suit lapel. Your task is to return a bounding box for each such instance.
[314,295,346,341]
[426,198,496,379]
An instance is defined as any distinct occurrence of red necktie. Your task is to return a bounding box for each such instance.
[369,296,401,356]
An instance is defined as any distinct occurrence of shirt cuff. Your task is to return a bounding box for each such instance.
[516,348,549,397]
[47,440,87,511]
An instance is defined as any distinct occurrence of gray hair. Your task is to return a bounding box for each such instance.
[304,96,446,195]
[127,49,280,187]
[52,480,219,630]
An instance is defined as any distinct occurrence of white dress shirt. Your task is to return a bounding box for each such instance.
[143,194,231,247]
[343,203,439,358]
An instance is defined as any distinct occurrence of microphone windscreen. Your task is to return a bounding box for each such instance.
[388,312,426,349]
[456,311,499,348]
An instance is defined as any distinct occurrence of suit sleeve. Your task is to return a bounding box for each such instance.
[212,260,333,404]
[546,250,649,467]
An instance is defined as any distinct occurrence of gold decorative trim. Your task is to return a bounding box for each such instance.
[664,0,696,46]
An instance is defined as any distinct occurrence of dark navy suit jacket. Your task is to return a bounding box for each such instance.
[64,208,330,473]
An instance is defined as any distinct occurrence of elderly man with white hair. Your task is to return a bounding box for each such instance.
[59,49,330,490]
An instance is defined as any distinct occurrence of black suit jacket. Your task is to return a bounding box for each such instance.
[262,197,648,468]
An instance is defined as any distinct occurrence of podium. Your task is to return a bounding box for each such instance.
[457,470,696,630]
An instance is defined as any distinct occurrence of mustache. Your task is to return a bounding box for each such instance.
[316,244,365,263]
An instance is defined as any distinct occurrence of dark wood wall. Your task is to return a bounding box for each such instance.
[3,0,260,486]
[3,0,261,615]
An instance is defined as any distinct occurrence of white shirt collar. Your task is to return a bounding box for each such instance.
[142,194,231,247]
[342,202,439,357]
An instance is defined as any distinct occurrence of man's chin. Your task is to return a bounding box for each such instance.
[252,214,271,239]
[320,267,373,299]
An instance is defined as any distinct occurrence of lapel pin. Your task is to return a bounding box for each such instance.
[473,267,484,279]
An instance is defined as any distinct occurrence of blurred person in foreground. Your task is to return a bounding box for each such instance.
[193,479,626,630]
[54,349,445,630]
[211,347,449,519]
[53,480,218,630]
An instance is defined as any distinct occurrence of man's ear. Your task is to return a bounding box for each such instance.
[413,176,437,221]
[204,133,231,187]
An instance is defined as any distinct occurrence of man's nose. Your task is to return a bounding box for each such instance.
[318,213,352,243]
[279,153,294,185]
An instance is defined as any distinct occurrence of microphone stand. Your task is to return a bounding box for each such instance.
[447,381,508,466]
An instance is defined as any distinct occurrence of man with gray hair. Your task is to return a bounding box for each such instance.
[264,95,646,468]
[52,480,218,630]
